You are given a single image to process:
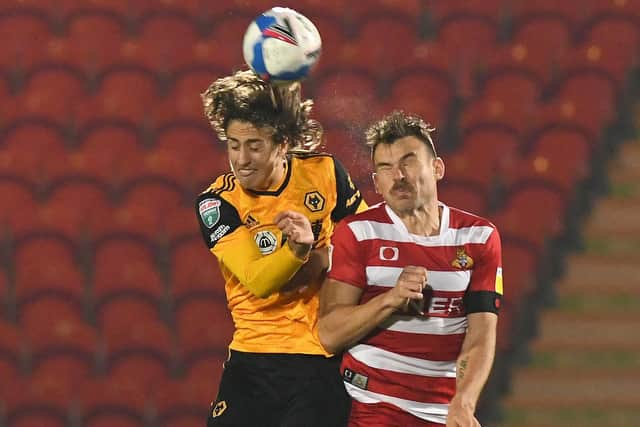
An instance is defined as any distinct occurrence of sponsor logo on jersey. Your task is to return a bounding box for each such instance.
[245,214,260,229]
[451,247,474,269]
[304,190,325,212]
[254,230,278,255]
[210,224,231,243]
[199,198,221,229]
[379,246,399,261]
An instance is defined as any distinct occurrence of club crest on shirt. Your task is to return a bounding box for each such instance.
[212,400,227,418]
[304,190,325,212]
[451,247,474,269]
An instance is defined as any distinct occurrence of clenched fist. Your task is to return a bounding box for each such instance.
[274,210,313,260]
[383,266,428,315]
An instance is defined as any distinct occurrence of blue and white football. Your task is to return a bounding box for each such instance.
[242,7,322,83]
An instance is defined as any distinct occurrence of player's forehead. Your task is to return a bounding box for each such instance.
[373,136,427,163]
[226,120,273,143]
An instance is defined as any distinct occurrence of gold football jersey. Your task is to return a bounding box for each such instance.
[195,154,366,355]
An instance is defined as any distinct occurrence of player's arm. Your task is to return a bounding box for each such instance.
[331,157,367,222]
[318,268,425,354]
[195,194,312,298]
[447,227,503,427]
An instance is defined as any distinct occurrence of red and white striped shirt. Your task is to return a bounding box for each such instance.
[328,202,503,425]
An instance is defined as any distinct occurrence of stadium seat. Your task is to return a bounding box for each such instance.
[170,236,226,305]
[0,320,22,380]
[1,122,69,187]
[175,298,233,364]
[313,69,380,128]
[103,319,173,391]
[200,14,250,71]
[92,235,163,306]
[132,12,199,72]
[41,177,112,240]
[479,68,541,108]
[437,15,497,96]
[78,65,159,126]
[0,267,7,317]
[12,64,86,126]
[1,375,73,427]
[348,14,419,79]
[14,234,84,306]
[153,377,217,427]
[501,237,540,304]
[304,13,349,75]
[510,0,587,26]
[386,68,454,128]
[152,67,222,125]
[587,0,640,19]
[145,123,218,187]
[509,125,593,192]
[96,297,162,331]
[439,179,490,216]
[321,126,371,184]
[19,296,84,334]
[0,177,38,236]
[78,378,147,427]
[426,0,507,23]
[72,122,144,185]
[184,354,227,392]
[493,181,567,250]
[63,10,127,72]
[0,11,52,70]
[459,95,533,136]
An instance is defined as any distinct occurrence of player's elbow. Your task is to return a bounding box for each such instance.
[318,318,340,355]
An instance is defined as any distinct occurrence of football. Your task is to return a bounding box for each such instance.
[242,7,322,83]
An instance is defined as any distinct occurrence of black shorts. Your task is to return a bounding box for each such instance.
[207,350,351,427]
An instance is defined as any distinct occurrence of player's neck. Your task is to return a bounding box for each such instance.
[396,201,441,236]
[264,159,288,191]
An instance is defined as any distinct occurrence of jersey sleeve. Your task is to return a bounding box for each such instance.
[463,226,503,315]
[194,191,306,298]
[327,220,367,288]
[195,192,243,249]
[331,157,367,222]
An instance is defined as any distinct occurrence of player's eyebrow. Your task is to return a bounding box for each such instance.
[227,137,263,143]
[375,151,417,167]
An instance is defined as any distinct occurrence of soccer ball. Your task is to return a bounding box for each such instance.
[242,7,322,83]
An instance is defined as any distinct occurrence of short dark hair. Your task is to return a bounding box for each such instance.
[201,70,322,151]
[365,110,437,158]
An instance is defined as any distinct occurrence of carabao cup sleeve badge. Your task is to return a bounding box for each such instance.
[199,199,222,229]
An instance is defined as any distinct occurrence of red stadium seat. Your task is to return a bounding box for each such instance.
[1,123,69,187]
[427,0,507,23]
[305,13,349,75]
[1,375,73,427]
[184,353,227,392]
[510,0,587,26]
[0,11,53,70]
[153,377,217,426]
[20,296,84,333]
[493,182,567,250]
[78,378,147,427]
[501,238,540,304]
[170,236,226,304]
[14,235,84,305]
[439,179,490,217]
[0,321,22,381]
[0,178,38,236]
[103,320,173,392]
[132,13,200,72]
[78,65,159,126]
[200,14,251,71]
[480,69,541,108]
[93,236,163,305]
[96,297,162,331]
[437,15,497,96]
[322,126,371,184]
[175,298,233,364]
[588,0,640,19]
[152,67,222,125]
[72,123,144,185]
[386,69,454,128]
[347,14,419,79]
[63,10,127,72]
[313,70,380,128]
[509,126,593,192]
[459,95,534,136]
[12,64,86,126]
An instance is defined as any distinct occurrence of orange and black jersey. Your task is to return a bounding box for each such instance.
[195,154,367,355]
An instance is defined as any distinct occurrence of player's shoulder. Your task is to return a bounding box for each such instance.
[339,202,389,226]
[198,173,239,201]
[290,151,335,168]
[447,204,498,231]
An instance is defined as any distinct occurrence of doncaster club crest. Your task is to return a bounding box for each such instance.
[451,247,474,269]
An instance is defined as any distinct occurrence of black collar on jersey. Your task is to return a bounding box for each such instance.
[246,157,292,197]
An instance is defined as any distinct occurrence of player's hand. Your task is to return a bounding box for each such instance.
[274,210,313,260]
[446,398,481,427]
[383,266,427,314]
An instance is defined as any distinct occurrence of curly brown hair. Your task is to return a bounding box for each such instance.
[201,70,322,152]
[365,110,437,158]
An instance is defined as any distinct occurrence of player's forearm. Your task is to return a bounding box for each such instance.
[318,292,396,354]
[452,317,497,410]
[223,243,306,298]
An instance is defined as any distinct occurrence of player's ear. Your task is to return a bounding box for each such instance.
[372,172,381,194]
[434,157,445,181]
